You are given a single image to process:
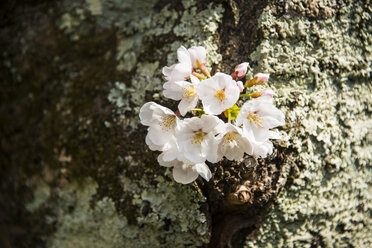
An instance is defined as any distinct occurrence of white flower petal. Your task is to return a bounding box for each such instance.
[175,115,221,164]
[268,130,281,140]
[197,73,240,115]
[252,140,273,158]
[200,114,223,133]
[147,125,174,146]
[194,163,212,181]
[158,153,183,167]
[205,133,219,163]
[180,140,205,164]
[188,46,207,68]
[163,82,183,100]
[217,123,253,161]
[177,46,191,65]
[162,64,176,81]
[145,134,165,151]
[139,102,175,126]
[173,165,199,184]
[171,63,192,81]
[162,46,192,82]
[190,74,200,86]
[236,96,285,143]
[236,81,244,92]
[178,96,198,116]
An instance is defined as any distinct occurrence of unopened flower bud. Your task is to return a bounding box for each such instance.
[250,92,261,98]
[260,89,275,97]
[251,89,276,98]
[233,62,249,79]
[245,73,270,87]
[192,71,206,80]
[254,73,269,84]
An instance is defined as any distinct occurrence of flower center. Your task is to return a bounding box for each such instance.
[224,131,239,143]
[214,89,226,102]
[159,115,176,131]
[191,130,206,144]
[247,112,264,128]
[182,85,196,100]
[182,164,193,170]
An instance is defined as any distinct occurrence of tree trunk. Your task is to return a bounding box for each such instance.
[1,0,371,247]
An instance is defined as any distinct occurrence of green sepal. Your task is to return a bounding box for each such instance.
[224,105,240,120]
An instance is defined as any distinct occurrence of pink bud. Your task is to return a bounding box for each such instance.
[254,73,269,84]
[234,62,249,78]
[236,81,244,92]
[260,89,276,97]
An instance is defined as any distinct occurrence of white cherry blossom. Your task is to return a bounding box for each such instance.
[162,46,192,82]
[139,102,179,150]
[247,130,281,158]
[158,153,212,184]
[188,46,207,69]
[236,96,285,143]
[188,46,210,77]
[176,114,223,164]
[216,123,253,161]
[163,75,200,116]
[197,72,240,115]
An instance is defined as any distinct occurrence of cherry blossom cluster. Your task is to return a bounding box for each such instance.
[139,46,285,184]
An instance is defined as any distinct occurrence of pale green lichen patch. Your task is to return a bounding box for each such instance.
[58,9,87,41]
[25,181,51,212]
[245,1,372,247]
[36,173,208,248]
[105,0,224,127]
[85,0,103,16]
[4,0,223,247]
[35,1,224,246]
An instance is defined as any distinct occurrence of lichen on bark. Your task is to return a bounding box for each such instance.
[1,0,371,247]
[245,0,372,247]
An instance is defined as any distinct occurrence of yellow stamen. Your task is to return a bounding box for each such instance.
[192,130,205,144]
[247,112,264,128]
[225,132,239,144]
[182,85,196,101]
[215,89,226,102]
[159,115,176,131]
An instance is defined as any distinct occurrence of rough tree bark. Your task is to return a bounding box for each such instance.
[0,0,371,247]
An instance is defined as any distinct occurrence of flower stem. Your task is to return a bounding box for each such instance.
[191,108,203,112]
[228,110,231,123]
[240,93,253,97]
